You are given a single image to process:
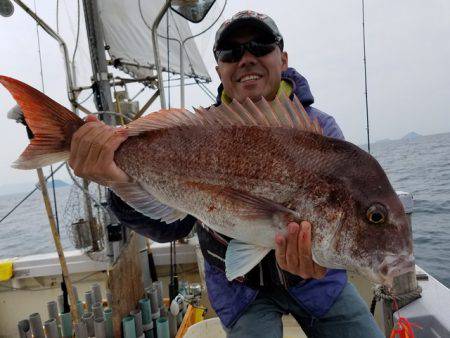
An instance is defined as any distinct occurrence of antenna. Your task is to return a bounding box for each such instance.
[362,0,371,153]
[0,0,14,17]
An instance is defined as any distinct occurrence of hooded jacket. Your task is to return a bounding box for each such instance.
[108,67,347,327]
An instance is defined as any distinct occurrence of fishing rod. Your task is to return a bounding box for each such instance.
[362,0,371,153]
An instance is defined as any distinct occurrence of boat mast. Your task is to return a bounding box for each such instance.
[362,0,371,153]
[82,0,118,252]
[82,0,115,123]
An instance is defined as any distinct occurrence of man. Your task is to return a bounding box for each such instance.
[69,10,383,338]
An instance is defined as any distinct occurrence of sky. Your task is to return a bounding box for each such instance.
[0,0,450,186]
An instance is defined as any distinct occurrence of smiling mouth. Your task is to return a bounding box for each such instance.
[238,74,262,83]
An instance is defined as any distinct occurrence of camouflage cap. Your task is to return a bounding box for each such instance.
[213,10,283,52]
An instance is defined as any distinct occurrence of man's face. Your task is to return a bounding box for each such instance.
[215,28,288,103]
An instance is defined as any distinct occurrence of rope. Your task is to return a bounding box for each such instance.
[71,0,81,65]
[33,0,45,92]
[195,79,216,101]
[79,91,94,104]
[374,285,422,302]
[56,0,60,33]
[370,284,422,315]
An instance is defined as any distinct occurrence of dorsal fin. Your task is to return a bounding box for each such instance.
[122,108,198,136]
[271,95,295,127]
[229,99,259,125]
[242,97,271,126]
[121,95,323,136]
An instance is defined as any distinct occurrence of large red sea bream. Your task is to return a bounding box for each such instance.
[0,76,414,286]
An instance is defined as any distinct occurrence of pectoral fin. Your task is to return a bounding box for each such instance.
[225,240,271,281]
[184,182,298,226]
[110,181,187,223]
[218,186,297,220]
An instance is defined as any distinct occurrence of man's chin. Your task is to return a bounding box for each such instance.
[247,94,264,102]
[235,90,265,103]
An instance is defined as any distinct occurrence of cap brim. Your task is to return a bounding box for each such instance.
[216,18,277,48]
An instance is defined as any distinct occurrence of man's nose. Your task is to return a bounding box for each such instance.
[237,50,258,67]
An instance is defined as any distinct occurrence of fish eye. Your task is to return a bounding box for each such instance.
[366,204,387,224]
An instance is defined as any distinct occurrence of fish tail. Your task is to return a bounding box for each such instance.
[0,76,84,170]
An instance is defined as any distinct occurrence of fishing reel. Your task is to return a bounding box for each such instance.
[7,105,33,139]
[169,294,185,316]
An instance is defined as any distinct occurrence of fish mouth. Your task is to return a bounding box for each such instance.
[376,254,415,287]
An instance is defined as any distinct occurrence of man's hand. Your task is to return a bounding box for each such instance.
[275,221,327,279]
[68,115,130,186]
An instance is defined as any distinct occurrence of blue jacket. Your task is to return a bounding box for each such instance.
[108,67,348,328]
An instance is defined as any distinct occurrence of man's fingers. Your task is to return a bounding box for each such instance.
[94,133,128,181]
[69,123,103,172]
[275,234,287,269]
[285,222,300,269]
[313,264,327,279]
[81,127,116,179]
[85,114,99,123]
[96,131,128,167]
[298,221,314,276]
[69,120,103,169]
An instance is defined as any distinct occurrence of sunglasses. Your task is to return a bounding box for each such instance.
[215,37,282,63]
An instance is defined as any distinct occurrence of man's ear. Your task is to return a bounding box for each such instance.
[215,65,222,81]
[281,51,288,71]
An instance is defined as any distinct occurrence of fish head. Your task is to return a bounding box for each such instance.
[347,195,415,287]
[313,147,415,287]
[348,163,414,286]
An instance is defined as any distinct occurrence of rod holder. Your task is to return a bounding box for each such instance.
[104,308,114,338]
[147,287,160,319]
[84,290,93,313]
[74,322,88,338]
[168,312,177,338]
[44,318,59,338]
[153,281,163,308]
[18,319,32,338]
[93,301,104,320]
[131,309,144,338]
[139,298,153,337]
[77,300,84,317]
[94,317,107,338]
[92,283,102,304]
[82,312,95,337]
[60,312,73,338]
[156,317,169,338]
[47,301,60,324]
[29,313,45,338]
[57,294,65,314]
[122,315,137,338]
[72,285,79,302]
[106,290,113,308]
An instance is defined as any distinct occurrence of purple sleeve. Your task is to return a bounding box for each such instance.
[306,106,345,140]
[108,191,195,242]
[322,115,345,140]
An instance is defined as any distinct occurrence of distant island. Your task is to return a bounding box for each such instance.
[373,131,422,144]
[359,131,424,149]
[47,179,70,188]
[401,131,422,141]
[0,179,70,196]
